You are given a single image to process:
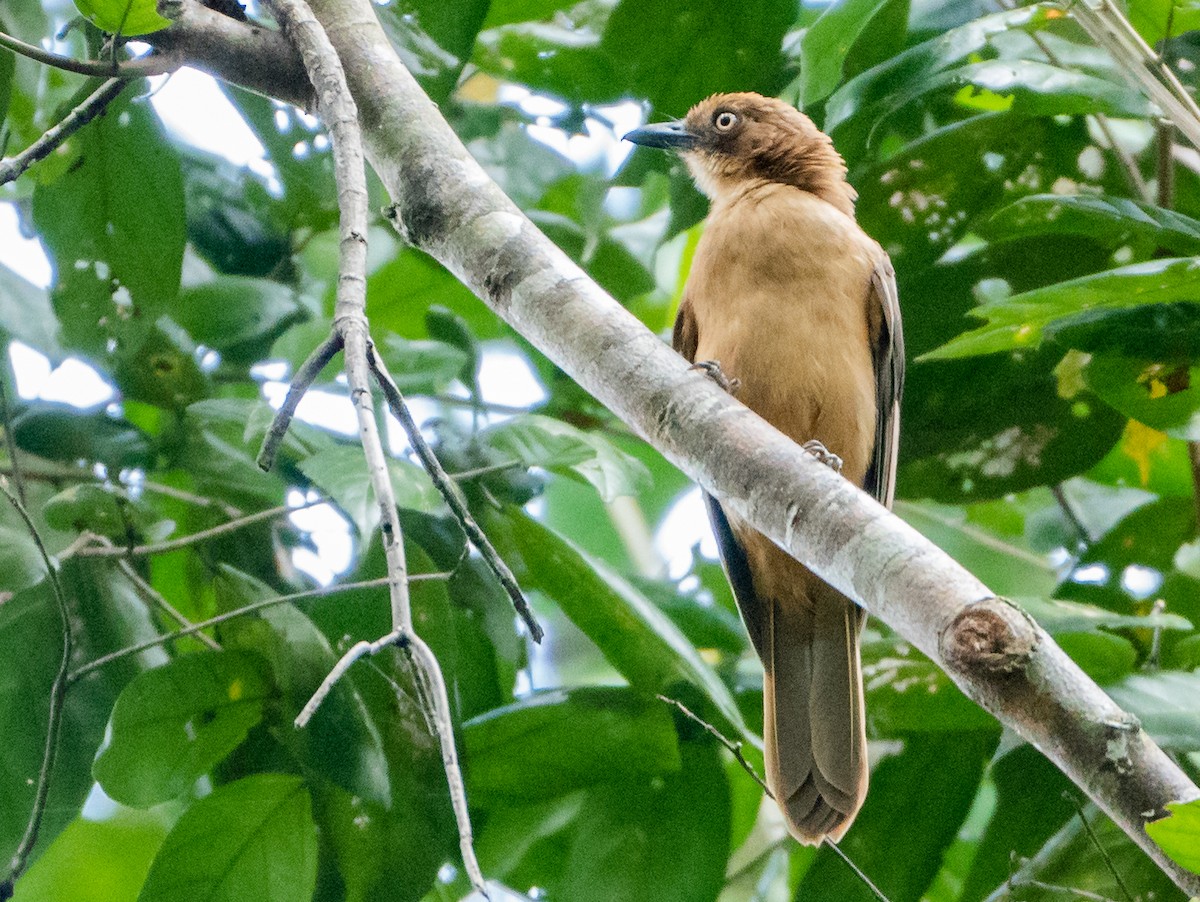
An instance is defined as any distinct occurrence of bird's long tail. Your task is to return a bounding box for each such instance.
[762,586,869,843]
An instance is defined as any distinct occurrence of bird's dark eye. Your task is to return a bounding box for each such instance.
[713,111,738,131]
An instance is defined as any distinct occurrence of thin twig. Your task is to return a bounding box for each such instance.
[0,479,72,895]
[1052,485,1092,548]
[658,693,770,795]
[1158,120,1176,209]
[69,497,325,558]
[263,0,487,891]
[1063,793,1136,902]
[137,480,242,518]
[1012,880,1118,902]
[295,630,403,726]
[257,332,343,472]
[370,350,544,643]
[0,30,176,79]
[448,460,523,481]
[112,556,222,651]
[0,373,26,506]
[66,573,449,683]
[656,694,891,902]
[0,78,127,187]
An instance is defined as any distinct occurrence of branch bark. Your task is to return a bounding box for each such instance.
[164,2,1200,892]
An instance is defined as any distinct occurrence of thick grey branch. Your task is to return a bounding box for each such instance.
[161,2,1200,892]
[294,2,1200,892]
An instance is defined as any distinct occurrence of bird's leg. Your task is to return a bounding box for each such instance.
[802,440,843,474]
[690,359,740,396]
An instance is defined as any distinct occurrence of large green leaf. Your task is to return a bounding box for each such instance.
[1146,798,1200,875]
[213,566,392,807]
[924,258,1200,361]
[795,731,998,902]
[1107,670,1200,751]
[1084,352,1200,440]
[795,0,903,107]
[73,0,170,35]
[479,414,650,502]
[982,194,1200,257]
[173,277,305,365]
[464,687,681,801]
[11,405,152,471]
[92,651,272,808]
[558,740,730,902]
[485,507,749,738]
[896,501,1057,596]
[137,774,318,902]
[32,90,185,313]
[8,810,168,902]
[297,444,442,539]
[0,263,61,356]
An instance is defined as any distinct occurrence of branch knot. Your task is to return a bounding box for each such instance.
[940,597,1036,675]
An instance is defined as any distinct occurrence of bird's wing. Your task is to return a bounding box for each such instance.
[673,295,768,658]
[863,254,905,508]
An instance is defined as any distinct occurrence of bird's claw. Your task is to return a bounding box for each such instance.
[690,360,740,396]
[803,440,843,474]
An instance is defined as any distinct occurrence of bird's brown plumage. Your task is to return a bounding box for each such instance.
[628,93,904,843]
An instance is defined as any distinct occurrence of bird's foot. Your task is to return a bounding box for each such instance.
[690,360,740,396]
[802,440,843,474]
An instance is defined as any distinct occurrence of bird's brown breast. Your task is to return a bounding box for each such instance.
[685,181,880,487]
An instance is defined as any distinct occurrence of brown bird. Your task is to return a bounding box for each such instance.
[626,93,903,844]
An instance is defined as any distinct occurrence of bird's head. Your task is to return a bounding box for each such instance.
[624,92,855,216]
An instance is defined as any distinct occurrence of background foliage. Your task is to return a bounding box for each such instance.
[2,0,1200,899]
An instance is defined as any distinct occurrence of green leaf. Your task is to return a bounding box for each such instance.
[377,0,490,102]
[376,334,470,396]
[863,638,997,734]
[0,262,61,356]
[883,60,1146,128]
[797,731,998,902]
[896,501,1057,597]
[485,507,749,739]
[297,444,442,539]
[33,90,185,312]
[213,565,391,807]
[1084,353,1200,440]
[558,740,730,902]
[1014,595,1192,634]
[9,810,169,902]
[923,258,1200,361]
[796,0,906,106]
[982,194,1200,258]
[173,277,305,364]
[464,687,681,801]
[479,414,650,501]
[1146,798,1200,875]
[0,525,49,595]
[93,651,272,807]
[825,4,1057,135]
[12,405,152,471]
[137,774,318,902]
[44,483,174,544]
[1107,671,1200,751]
[73,0,171,35]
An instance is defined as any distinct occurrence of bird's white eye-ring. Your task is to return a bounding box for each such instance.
[713,111,738,131]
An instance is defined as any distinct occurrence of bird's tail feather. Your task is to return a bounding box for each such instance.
[763,588,868,844]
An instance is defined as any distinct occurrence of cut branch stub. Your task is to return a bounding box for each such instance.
[940,597,1037,676]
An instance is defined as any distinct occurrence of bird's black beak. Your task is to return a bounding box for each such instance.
[623,120,698,151]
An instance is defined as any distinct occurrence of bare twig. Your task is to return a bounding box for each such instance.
[0,480,72,895]
[0,30,176,79]
[69,497,325,558]
[1052,485,1092,548]
[261,0,487,891]
[0,78,127,186]
[656,694,891,902]
[257,332,343,472]
[112,556,222,651]
[370,350,543,643]
[1064,792,1135,902]
[137,480,242,518]
[295,629,403,726]
[658,693,770,794]
[66,573,449,683]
